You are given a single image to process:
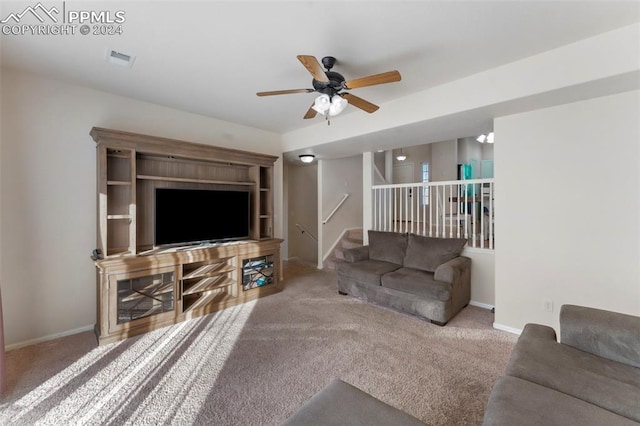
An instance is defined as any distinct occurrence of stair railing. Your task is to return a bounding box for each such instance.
[295,223,318,242]
[322,193,350,224]
[372,179,494,249]
[373,164,386,184]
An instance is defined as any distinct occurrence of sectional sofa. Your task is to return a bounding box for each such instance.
[336,230,470,325]
[484,304,640,425]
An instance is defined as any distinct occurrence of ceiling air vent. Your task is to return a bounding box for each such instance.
[105,49,136,68]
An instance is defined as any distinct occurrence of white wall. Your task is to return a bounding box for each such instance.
[392,144,432,183]
[481,143,494,161]
[0,69,283,347]
[319,155,363,261]
[287,163,318,264]
[431,139,458,182]
[458,137,482,166]
[495,90,640,332]
[463,249,495,307]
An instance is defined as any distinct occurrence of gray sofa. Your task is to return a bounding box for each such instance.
[336,231,470,325]
[484,305,640,425]
[283,379,425,426]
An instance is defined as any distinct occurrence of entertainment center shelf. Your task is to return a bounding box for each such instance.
[136,175,256,186]
[91,127,282,345]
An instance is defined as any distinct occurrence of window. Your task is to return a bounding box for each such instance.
[422,162,429,205]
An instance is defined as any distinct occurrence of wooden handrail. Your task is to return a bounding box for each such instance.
[295,223,318,242]
[322,193,350,225]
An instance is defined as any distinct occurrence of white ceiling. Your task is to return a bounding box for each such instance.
[1,1,639,137]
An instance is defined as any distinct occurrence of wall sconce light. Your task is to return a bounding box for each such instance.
[299,154,315,163]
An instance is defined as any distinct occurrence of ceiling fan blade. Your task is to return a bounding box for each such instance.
[344,70,401,90]
[303,104,317,119]
[297,55,329,83]
[342,93,379,113]
[257,89,314,97]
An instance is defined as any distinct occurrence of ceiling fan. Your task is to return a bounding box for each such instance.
[257,55,401,120]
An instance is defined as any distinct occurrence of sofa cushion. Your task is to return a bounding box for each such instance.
[343,246,370,263]
[368,231,407,265]
[403,234,467,272]
[336,260,401,285]
[381,267,452,302]
[483,376,638,426]
[505,324,640,422]
[560,304,640,368]
[284,379,425,426]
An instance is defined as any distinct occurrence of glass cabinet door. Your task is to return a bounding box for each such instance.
[109,266,176,331]
[242,254,275,291]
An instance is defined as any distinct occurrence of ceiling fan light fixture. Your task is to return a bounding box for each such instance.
[328,95,348,116]
[299,154,315,163]
[312,94,331,115]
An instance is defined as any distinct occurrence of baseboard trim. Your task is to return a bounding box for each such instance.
[6,324,95,352]
[492,322,522,335]
[469,301,494,310]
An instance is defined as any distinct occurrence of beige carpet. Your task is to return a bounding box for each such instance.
[0,261,516,425]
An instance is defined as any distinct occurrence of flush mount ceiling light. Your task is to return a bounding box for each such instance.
[477,132,495,144]
[299,154,315,163]
[105,48,136,68]
[396,149,407,161]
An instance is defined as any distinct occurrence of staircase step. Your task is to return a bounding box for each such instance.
[324,229,364,270]
[347,229,363,240]
[323,256,338,270]
[341,238,362,249]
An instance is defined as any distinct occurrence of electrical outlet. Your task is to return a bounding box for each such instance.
[543,299,554,313]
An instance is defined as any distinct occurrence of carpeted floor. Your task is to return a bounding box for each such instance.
[0,261,516,425]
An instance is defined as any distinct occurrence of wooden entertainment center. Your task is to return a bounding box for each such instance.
[91,127,282,345]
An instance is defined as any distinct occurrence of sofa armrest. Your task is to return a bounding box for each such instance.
[434,256,470,284]
[343,246,370,263]
[519,323,557,342]
[560,304,640,368]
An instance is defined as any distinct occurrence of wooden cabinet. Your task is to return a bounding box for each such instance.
[91,128,283,344]
[92,127,278,256]
[95,241,281,344]
[107,266,178,335]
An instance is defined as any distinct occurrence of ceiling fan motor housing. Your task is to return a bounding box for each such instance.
[321,56,337,70]
[312,71,345,96]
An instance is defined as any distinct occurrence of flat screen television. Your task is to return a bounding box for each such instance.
[154,188,250,247]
